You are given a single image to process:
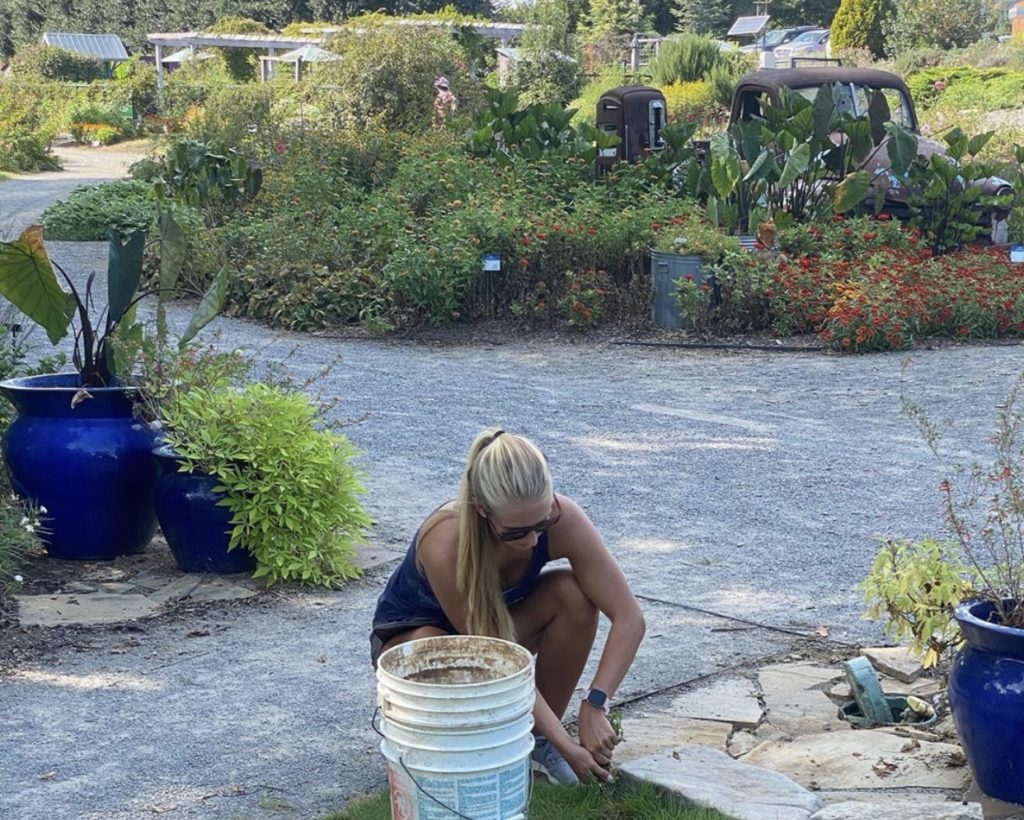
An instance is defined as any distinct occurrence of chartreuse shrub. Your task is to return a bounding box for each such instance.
[649,34,727,85]
[861,538,976,668]
[161,384,370,587]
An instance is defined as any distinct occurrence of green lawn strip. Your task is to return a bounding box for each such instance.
[326,779,733,819]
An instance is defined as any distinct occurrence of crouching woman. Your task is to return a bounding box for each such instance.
[370,427,646,784]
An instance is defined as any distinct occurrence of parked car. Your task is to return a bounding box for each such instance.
[727,68,1012,240]
[772,29,831,65]
[739,26,819,54]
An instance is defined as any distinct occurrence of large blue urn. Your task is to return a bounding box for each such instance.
[949,598,1024,806]
[0,373,158,560]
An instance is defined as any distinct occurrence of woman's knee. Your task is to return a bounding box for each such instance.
[544,569,598,628]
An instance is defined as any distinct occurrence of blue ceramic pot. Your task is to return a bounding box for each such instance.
[949,598,1024,805]
[152,445,255,574]
[0,373,158,560]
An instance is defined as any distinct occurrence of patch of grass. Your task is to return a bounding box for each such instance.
[326,779,734,819]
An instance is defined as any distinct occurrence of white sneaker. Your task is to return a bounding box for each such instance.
[530,736,580,785]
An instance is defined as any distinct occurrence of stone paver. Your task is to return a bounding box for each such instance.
[617,715,731,762]
[742,731,971,791]
[15,592,160,626]
[665,677,764,728]
[811,799,982,819]
[620,745,823,820]
[863,646,925,684]
[759,664,850,736]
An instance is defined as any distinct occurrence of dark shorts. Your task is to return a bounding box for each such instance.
[369,619,454,667]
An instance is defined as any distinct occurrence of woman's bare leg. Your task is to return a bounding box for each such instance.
[512,568,599,719]
[376,625,449,665]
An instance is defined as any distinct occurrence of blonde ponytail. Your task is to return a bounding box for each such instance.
[455,427,552,640]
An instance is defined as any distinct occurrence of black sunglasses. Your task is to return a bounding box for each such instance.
[490,497,562,542]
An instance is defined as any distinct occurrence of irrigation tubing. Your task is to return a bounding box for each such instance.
[612,340,826,353]
[634,593,861,647]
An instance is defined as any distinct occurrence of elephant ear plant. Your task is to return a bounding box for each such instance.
[0,213,227,387]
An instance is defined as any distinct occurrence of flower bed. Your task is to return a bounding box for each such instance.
[769,219,1024,352]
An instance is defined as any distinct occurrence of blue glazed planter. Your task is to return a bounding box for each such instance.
[152,445,256,575]
[0,373,158,560]
[949,598,1024,805]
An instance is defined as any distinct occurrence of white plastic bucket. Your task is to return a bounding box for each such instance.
[377,635,536,820]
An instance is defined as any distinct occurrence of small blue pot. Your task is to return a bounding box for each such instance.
[152,445,255,575]
[949,598,1024,805]
[0,373,158,560]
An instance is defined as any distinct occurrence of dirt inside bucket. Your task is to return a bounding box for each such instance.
[404,664,504,684]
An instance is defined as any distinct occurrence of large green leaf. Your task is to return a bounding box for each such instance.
[178,266,228,349]
[834,171,872,213]
[967,131,994,157]
[884,123,918,176]
[710,147,741,199]
[158,209,186,293]
[778,143,811,189]
[106,228,146,326]
[0,226,74,344]
[844,120,873,166]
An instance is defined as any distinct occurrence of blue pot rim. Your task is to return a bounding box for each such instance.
[0,373,139,395]
[954,597,1019,634]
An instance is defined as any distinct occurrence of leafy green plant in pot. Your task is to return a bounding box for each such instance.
[862,373,1024,804]
[0,216,227,559]
[158,383,370,585]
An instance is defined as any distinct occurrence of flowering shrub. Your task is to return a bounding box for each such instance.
[557,269,611,329]
[651,213,741,261]
[769,218,1024,351]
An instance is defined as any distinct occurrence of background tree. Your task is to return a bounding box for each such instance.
[672,0,731,35]
[514,0,581,105]
[764,0,841,27]
[883,0,985,51]
[205,16,272,82]
[584,0,643,42]
[831,0,893,57]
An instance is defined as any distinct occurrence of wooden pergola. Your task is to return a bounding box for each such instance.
[148,32,321,89]
[148,21,529,89]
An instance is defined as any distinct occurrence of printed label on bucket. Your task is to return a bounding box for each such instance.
[388,759,529,820]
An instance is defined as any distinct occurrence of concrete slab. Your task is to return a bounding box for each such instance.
[811,799,982,819]
[617,714,731,762]
[146,575,205,605]
[15,592,159,626]
[743,731,971,791]
[667,676,764,728]
[186,580,257,603]
[964,781,1024,819]
[759,666,850,736]
[354,544,399,572]
[620,745,823,820]
[863,646,924,684]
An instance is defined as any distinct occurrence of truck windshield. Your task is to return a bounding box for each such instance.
[793,83,914,128]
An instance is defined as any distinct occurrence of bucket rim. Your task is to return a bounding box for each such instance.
[377,635,533,687]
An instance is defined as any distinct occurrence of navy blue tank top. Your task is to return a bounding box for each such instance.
[372,529,551,632]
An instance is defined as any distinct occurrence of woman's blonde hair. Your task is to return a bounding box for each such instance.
[454,427,552,641]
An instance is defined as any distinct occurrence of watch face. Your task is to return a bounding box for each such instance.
[588,689,607,707]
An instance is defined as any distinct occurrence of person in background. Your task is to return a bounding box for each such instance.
[370,427,646,785]
[433,75,457,125]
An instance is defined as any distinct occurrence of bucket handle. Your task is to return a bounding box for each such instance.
[370,707,534,820]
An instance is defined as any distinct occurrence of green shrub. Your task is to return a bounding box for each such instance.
[908,66,1024,112]
[660,81,716,123]
[161,383,371,587]
[831,0,892,59]
[41,181,156,241]
[10,44,102,81]
[0,81,62,172]
[884,0,986,52]
[649,34,726,85]
[317,24,475,132]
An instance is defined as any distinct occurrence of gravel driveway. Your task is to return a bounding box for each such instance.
[1,148,1021,819]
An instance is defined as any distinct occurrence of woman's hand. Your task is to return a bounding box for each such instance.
[578,703,618,769]
[563,740,613,784]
